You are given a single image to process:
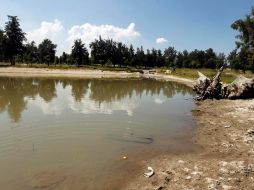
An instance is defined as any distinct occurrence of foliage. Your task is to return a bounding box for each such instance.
[229,7,254,71]
[38,39,57,66]
[4,15,26,65]
[71,39,89,66]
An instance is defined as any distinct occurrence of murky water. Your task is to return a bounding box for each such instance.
[0,77,196,190]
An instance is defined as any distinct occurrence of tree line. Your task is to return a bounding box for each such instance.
[0,7,254,70]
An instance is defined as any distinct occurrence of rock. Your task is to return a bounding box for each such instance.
[246,129,254,136]
[144,167,154,178]
[185,176,192,180]
[243,136,253,144]
[224,125,231,128]
[178,160,185,164]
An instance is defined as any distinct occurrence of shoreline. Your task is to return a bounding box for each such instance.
[0,67,195,87]
[124,102,254,189]
[1,67,253,189]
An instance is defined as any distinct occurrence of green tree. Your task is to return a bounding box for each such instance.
[0,29,6,61]
[156,49,165,67]
[129,44,135,66]
[24,41,38,65]
[38,39,57,66]
[230,7,254,71]
[4,15,26,65]
[71,39,89,66]
[60,52,68,64]
[164,47,177,67]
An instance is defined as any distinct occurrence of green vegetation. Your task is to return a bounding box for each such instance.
[0,7,254,73]
[228,7,254,72]
[158,68,254,83]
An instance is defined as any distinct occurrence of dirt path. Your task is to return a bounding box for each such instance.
[124,99,254,190]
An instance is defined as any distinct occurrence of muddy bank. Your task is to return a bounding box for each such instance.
[124,99,254,190]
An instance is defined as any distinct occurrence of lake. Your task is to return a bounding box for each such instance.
[0,77,196,190]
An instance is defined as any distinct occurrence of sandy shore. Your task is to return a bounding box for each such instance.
[1,67,253,189]
[0,67,195,87]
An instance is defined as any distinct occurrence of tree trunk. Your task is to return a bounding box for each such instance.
[193,67,254,100]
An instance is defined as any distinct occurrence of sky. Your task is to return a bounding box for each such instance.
[0,0,253,55]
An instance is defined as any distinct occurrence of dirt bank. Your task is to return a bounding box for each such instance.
[0,67,194,87]
[124,99,254,190]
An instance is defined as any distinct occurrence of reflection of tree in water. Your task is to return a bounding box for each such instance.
[0,77,193,123]
[37,79,57,102]
[0,77,37,122]
[89,79,193,103]
[71,80,90,102]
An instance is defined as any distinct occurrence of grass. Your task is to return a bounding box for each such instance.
[1,62,254,83]
[157,68,254,83]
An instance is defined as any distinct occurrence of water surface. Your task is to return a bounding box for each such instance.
[0,77,196,190]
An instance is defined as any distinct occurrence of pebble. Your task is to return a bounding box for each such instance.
[185,176,192,180]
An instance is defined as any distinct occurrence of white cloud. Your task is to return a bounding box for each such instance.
[27,19,64,44]
[67,22,140,51]
[26,19,66,55]
[68,87,139,116]
[156,37,168,44]
[26,20,140,55]
[25,96,63,115]
[154,98,166,104]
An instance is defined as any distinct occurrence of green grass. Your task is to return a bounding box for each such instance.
[157,68,254,83]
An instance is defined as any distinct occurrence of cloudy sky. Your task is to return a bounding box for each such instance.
[0,0,253,55]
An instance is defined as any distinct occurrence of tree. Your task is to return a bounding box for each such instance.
[0,29,6,61]
[204,48,217,69]
[129,44,135,66]
[60,52,68,64]
[24,41,38,64]
[135,46,146,67]
[90,36,109,66]
[38,39,57,66]
[4,16,26,65]
[156,49,165,67]
[71,39,89,66]
[164,47,177,67]
[230,7,254,71]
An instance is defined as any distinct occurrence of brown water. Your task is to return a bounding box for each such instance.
[0,77,196,190]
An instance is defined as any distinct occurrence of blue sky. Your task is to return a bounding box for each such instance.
[0,0,253,55]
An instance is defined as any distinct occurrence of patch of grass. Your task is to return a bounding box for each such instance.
[157,68,254,83]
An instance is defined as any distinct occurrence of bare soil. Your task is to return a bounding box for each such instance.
[124,99,254,190]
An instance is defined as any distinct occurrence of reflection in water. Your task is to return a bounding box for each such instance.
[0,77,193,122]
[0,77,196,190]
